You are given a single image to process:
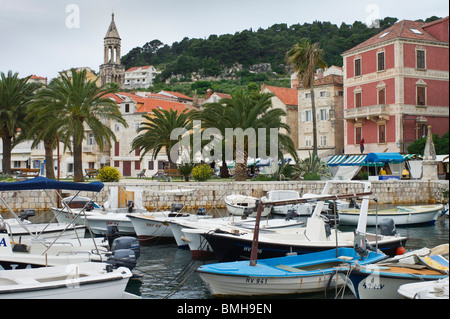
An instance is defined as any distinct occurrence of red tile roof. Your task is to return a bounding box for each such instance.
[264,85,298,106]
[126,66,153,72]
[344,17,449,54]
[137,98,191,114]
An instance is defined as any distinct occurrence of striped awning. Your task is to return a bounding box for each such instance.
[327,155,347,166]
[342,155,367,166]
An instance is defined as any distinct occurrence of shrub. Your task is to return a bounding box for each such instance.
[97,166,121,182]
[192,163,213,181]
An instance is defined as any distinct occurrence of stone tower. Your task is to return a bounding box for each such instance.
[99,13,125,88]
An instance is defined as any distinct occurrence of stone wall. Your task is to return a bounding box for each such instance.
[1,180,448,213]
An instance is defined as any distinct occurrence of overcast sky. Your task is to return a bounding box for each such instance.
[0,0,448,80]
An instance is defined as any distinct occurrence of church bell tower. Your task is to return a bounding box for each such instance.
[99,13,125,88]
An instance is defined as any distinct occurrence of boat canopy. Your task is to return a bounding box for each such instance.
[365,152,404,164]
[0,176,104,192]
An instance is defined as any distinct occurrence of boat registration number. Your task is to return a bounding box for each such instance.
[245,277,268,285]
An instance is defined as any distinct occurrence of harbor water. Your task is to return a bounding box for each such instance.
[126,212,449,299]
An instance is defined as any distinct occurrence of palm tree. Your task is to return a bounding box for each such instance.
[33,69,127,182]
[0,71,40,174]
[286,38,327,157]
[200,90,296,181]
[132,108,192,169]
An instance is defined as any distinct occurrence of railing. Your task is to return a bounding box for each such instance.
[344,104,390,120]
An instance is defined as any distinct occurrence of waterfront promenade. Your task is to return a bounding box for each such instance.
[1,179,448,213]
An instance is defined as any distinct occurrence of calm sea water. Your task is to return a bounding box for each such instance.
[126,213,449,300]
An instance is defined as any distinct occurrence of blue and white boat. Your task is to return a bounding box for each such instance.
[196,247,387,297]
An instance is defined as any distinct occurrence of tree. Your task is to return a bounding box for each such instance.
[0,71,40,174]
[33,69,127,182]
[198,90,296,181]
[286,38,327,157]
[132,108,192,169]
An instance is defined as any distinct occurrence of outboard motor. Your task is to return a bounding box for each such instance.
[285,209,298,221]
[197,207,206,215]
[349,198,360,209]
[127,200,134,213]
[111,236,140,259]
[380,218,396,236]
[243,207,253,219]
[20,209,35,221]
[85,202,94,211]
[106,225,120,249]
[107,249,137,270]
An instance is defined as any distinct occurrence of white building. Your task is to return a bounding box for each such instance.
[124,66,160,89]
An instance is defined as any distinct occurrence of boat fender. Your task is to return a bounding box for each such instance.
[107,248,137,270]
[112,236,140,259]
[380,218,396,236]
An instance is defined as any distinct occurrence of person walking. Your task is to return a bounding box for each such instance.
[360,139,365,154]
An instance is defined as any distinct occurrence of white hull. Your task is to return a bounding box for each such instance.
[197,270,341,296]
[6,221,86,241]
[398,277,449,299]
[0,262,132,299]
[127,212,195,241]
[339,204,443,226]
[52,208,135,236]
[225,195,271,217]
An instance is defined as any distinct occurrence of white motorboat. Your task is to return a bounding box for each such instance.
[0,262,133,299]
[172,217,303,258]
[127,208,195,243]
[338,204,444,226]
[52,186,147,236]
[0,177,139,271]
[224,194,271,217]
[398,276,449,299]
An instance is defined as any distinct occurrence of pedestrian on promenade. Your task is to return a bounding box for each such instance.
[360,139,365,154]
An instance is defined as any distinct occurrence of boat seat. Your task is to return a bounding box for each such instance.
[275,264,306,272]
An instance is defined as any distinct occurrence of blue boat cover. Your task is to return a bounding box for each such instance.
[0,176,104,192]
[365,152,404,164]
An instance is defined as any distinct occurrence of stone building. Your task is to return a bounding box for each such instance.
[99,14,125,88]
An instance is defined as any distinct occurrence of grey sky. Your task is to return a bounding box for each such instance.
[0,0,448,80]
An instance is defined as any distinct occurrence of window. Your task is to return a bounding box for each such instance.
[378,124,386,144]
[416,50,426,69]
[320,109,328,121]
[148,161,154,170]
[305,92,311,99]
[125,104,130,113]
[378,88,386,105]
[114,141,120,156]
[320,135,327,146]
[320,91,327,97]
[114,124,120,132]
[305,136,312,147]
[377,52,385,71]
[355,92,362,108]
[378,31,390,38]
[355,127,362,145]
[305,110,312,122]
[417,86,426,106]
[354,58,361,76]
[410,28,423,35]
[87,133,95,146]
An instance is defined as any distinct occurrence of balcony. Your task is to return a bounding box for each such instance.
[344,104,391,122]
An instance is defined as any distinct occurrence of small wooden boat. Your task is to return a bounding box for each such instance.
[224,194,271,217]
[339,246,449,299]
[196,247,387,297]
[338,204,444,226]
